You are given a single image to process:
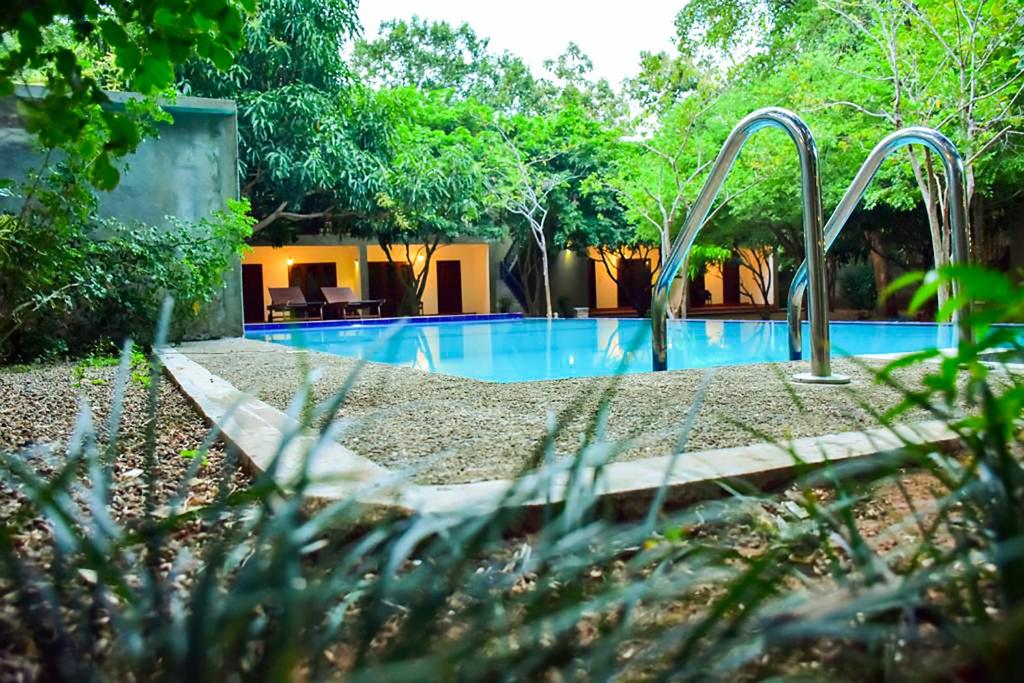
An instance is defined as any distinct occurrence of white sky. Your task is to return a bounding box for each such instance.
[357,1,683,88]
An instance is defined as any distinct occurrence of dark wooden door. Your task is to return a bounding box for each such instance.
[617,258,652,314]
[723,261,741,304]
[688,273,706,308]
[288,262,337,304]
[436,260,463,315]
[368,262,412,316]
[587,259,597,309]
[242,264,265,324]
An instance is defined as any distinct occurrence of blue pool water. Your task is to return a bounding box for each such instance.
[244,317,968,383]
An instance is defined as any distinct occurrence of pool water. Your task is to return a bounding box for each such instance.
[245,318,964,383]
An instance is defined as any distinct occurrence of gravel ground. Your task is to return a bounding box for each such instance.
[181,338,947,485]
[0,360,249,681]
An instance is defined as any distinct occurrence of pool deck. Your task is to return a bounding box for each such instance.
[160,340,963,517]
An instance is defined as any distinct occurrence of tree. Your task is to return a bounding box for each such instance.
[179,0,373,236]
[609,83,755,318]
[490,130,571,319]
[488,99,626,318]
[543,42,628,125]
[352,16,545,115]
[1,0,250,190]
[817,0,1024,307]
[355,89,502,315]
[672,0,1024,308]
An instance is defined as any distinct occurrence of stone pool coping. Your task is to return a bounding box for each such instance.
[160,347,963,518]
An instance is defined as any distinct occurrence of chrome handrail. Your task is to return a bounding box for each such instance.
[651,107,839,382]
[786,127,972,359]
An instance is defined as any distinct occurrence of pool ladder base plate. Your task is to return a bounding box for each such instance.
[791,372,851,385]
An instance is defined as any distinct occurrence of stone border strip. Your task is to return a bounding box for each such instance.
[160,348,962,518]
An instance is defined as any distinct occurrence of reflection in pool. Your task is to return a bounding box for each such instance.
[245,318,965,383]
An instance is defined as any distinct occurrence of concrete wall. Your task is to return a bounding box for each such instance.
[549,249,590,315]
[0,88,242,339]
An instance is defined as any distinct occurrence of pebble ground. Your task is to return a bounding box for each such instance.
[181,338,944,485]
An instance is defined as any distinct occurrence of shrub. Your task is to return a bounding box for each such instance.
[837,260,878,311]
[0,169,252,361]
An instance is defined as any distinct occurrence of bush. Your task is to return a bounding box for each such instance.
[0,267,1021,679]
[0,169,252,362]
[837,260,878,311]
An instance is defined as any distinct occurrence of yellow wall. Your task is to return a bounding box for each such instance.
[703,248,774,305]
[587,248,661,309]
[738,249,774,305]
[704,264,725,304]
[243,245,360,315]
[366,243,491,315]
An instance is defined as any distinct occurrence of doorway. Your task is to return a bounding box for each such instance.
[722,260,741,305]
[436,260,463,314]
[288,262,337,305]
[587,259,597,309]
[242,264,265,323]
[368,262,412,316]
[616,258,652,314]
[688,273,707,308]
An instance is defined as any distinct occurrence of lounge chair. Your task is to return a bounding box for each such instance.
[267,287,321,322]
[320,286,385,319]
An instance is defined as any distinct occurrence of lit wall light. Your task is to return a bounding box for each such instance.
[416,254,425,263]
[286,258,294,267]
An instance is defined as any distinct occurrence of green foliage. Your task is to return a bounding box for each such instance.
[1,0,252,190]
[353,16,544,116]
[0,169,253,361]
[0,270,1022,679]
[72,345,150,387]
[654,0,1023,292]
[179,0,365,234]
[838,260,878,311]
[687,244,732,279]
[357,89,503,313]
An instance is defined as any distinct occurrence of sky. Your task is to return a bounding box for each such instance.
[357,0,683,88]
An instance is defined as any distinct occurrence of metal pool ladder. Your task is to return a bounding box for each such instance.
[650,109,971,383]
[786,128,972,361]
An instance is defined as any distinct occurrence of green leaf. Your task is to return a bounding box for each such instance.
[115,42,142,73]
[153,8,179,30]
[907,273,941,314]
[208,44,234,71]
[90,153,121,191]
[134,55,175,93]
[99,19,129,48]
[103,112,141,153]
[882,271,925,301]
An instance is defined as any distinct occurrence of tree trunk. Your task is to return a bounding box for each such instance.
[540,247,553,319]
[864,230,890,315]
[907,149,952,310]
[673,254,690,319]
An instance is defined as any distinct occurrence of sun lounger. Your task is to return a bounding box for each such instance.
[320,287,384,319]
[267,287,321,322]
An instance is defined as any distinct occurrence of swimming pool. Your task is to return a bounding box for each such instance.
[244,317,969,383]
